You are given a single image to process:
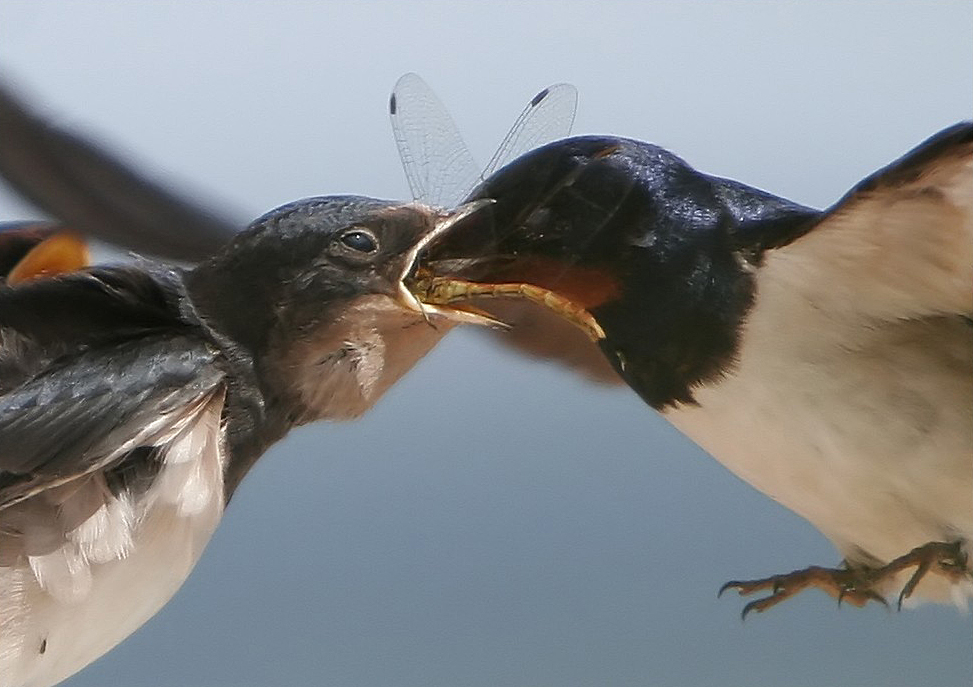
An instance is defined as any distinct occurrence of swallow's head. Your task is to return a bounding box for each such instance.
[407,137,764,409]
[187,195,493,422]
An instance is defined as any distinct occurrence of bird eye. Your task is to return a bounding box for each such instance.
[340,229,378,253]
[339,229,379,253]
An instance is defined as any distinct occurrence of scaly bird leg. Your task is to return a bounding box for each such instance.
[873,541,970,609]
[719,540,969,618]
[719,564,887,619]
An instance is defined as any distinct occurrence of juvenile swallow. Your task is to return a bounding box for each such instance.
[0,83,492,687]
[412,124,973,614]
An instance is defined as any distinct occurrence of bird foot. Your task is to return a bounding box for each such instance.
[718,541,969,618]
[719,564,887,618]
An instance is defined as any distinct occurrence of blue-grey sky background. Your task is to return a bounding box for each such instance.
[1,2,971,686]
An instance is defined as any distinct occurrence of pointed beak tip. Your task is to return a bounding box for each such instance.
[435,197,495,230]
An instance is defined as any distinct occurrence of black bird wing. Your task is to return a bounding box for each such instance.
[0,262,229,620]
[0,264,226,510]
[0,335,224,510]
[0,80,238,261]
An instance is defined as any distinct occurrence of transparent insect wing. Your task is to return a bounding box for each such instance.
[480,83,578,180]
[389,74,578,208]
[389,73,481,208]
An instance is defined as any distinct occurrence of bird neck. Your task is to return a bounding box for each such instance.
[594,226,760,410]
[259,293,454,425]
[592,169,817,411]
[182,251,281,356]
[183,263,455,499]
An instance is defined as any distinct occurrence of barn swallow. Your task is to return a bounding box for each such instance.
[0,83,494,687]
[411,125,973,615]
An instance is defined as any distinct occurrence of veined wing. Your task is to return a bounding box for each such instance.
[480,82,577,181]
[389,73,480,209]
[389,73,578,208]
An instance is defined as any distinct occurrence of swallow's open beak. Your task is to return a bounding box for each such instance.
[409,274,606,341]
[2,226,89,286]
[397,199,508,328]
[403,197,607,342]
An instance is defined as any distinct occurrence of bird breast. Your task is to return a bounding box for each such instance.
[663,257,973,603]
[0,393,226,687]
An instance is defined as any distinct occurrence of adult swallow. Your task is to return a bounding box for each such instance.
[412,125,973,615]
[0,83,492,687]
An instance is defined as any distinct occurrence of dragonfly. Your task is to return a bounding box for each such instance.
[389,72,578,209]
[387,74,615,340]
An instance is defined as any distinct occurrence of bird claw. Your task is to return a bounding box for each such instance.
[885,541,969,610]
[718,577,774,598]
[720,541,969,617]
[720,565,880,619]
[838,585,889,610]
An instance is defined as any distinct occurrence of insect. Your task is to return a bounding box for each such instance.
[390,72,578,209]
[390,73,609,339]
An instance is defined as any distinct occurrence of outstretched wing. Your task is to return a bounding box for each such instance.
[0,80,239,261]
[773,122,973,322]
[389,73,577,208]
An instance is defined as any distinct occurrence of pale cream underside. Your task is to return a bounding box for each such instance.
[666,153,973,604]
